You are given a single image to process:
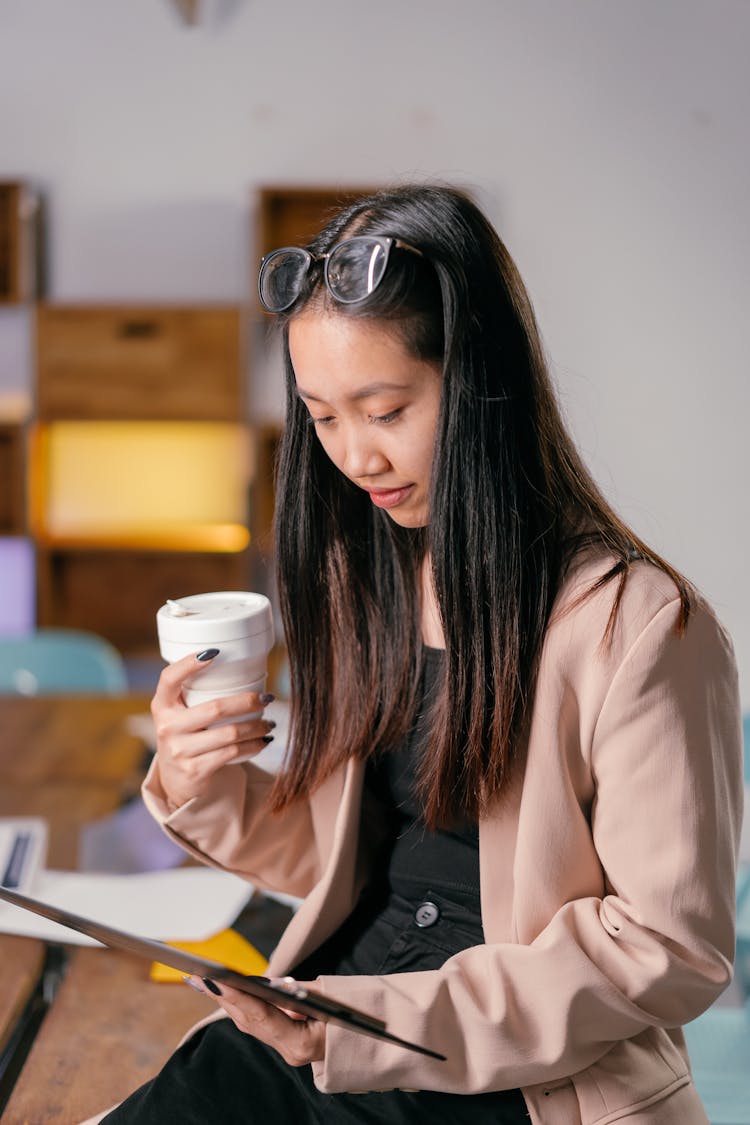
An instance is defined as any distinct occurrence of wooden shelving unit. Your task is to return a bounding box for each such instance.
[31,303,252,652]
[35,305,243,421]
[0,421,26,535]
[4,184,383,657]
[0,181,39,304]
[255,184,378,266]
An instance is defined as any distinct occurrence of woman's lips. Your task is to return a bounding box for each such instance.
[365,485,414,509]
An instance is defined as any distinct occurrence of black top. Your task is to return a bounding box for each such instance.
[293,646,485,978]
[367,646,481,898]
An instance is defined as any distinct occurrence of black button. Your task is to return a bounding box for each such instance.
[414,901,440,928]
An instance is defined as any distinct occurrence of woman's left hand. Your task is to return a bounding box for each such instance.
[184,976,326,1066]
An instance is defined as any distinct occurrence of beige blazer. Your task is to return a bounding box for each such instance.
[136,556,742,1125]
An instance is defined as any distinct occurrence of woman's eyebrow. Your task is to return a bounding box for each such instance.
[296,381,412,403]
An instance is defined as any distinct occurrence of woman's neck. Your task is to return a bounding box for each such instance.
[420,555,445,649]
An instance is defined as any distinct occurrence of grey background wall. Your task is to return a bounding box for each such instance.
[0,0,748,703]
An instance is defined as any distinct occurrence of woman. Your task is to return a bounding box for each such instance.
[97,185,742,1123]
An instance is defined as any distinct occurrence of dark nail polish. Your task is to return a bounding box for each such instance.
[259,692,275,704]
[261,735,275,744]
[196,648,220,662]
[202,977,222,995]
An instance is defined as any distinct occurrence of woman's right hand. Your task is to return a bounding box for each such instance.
[149,651,275,812]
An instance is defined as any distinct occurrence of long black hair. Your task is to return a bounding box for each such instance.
[270,183,691,826]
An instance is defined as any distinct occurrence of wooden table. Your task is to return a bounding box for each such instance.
[0,695,153,865]
[0,696,212,1124]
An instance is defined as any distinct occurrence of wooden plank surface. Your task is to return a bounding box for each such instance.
[0,935,46,1057]
[2,946,211,1125]
[0,696,151,789]
[0,694,241,1123]
[0,694,154,1103]
[0,695,152,867]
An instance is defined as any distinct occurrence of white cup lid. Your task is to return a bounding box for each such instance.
[156,591,274,643]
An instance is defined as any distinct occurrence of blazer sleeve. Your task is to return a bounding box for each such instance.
[310,597,744,1094]
[141,756,321,899]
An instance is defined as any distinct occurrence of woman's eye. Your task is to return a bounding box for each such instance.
[308,415,335,427]
[371,409,402,425]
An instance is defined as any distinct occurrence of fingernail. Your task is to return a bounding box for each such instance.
[259,692,275,704]
[266,720,277,730]
[197,648,220,662]
[181,975,205,993]
[202,977,222,995]
[261,735,274,744]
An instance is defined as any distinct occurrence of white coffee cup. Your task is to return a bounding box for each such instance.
[156,591,275,722]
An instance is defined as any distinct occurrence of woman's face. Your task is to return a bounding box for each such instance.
[288,311,442,528]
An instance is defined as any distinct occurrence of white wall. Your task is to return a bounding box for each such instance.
[1,0,748,703]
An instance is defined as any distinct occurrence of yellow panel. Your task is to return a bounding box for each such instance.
[150,927,268,984]
[33,421,253,548]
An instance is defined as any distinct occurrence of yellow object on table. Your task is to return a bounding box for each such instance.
[150,927,268,982]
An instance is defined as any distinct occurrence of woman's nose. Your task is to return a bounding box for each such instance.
[342,433,390,479]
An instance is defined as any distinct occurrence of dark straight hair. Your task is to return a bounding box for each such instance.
[269,183,691,827]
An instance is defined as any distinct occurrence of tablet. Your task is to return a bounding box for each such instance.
[0,884,446,1061]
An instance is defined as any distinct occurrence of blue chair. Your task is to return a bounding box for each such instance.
[0,628,128,695]
[735,866,750,1004]
[682,866,750,1125]
[683,999,750,1125]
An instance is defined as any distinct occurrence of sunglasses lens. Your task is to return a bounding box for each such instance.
[259,249,310,311]
[326,239,389,303]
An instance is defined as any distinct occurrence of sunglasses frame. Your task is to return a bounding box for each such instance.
[258,235,422,313]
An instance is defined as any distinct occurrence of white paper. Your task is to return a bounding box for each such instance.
[0,867,254,946]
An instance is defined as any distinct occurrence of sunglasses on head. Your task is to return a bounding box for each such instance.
[258,235,423,313]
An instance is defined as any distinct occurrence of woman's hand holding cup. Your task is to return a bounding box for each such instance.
[150,649,275,812]
[152,591,276,811]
